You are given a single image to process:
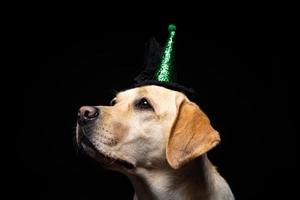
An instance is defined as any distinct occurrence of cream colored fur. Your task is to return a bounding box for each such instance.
[77,85,234,200]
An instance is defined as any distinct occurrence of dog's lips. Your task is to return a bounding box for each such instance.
[79,132,135,170]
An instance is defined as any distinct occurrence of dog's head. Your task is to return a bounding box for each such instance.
[76,85,220,172]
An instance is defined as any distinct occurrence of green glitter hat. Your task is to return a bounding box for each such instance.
[154,24,176,82]
[133,24,197,100]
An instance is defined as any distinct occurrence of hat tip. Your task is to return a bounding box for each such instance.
[168,24,176,32]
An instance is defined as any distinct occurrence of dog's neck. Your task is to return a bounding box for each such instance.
[127,154,230,200]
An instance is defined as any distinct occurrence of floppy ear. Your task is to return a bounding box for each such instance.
[166,96,220,169]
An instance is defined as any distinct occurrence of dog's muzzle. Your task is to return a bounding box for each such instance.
[76,106,135,170]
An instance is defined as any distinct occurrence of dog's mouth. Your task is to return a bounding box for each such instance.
[78,130,135,170]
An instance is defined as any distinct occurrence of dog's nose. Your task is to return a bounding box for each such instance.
[77,106,99,125]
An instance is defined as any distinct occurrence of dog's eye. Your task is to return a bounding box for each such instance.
[135,98,153,111]
[110,98,117,106]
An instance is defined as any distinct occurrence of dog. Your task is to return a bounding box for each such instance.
[76,85,234,200]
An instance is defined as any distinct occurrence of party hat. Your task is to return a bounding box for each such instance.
[133,24,196,100]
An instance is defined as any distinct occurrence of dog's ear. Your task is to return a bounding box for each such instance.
[166,96,220,169]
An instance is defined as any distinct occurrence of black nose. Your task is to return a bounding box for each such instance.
[77,106,99,125]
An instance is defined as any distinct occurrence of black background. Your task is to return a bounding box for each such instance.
[10,8,296,200]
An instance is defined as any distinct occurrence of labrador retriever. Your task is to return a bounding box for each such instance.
[76,85,234,200]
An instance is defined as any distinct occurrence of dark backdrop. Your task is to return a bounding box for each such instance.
[12,11,296,200]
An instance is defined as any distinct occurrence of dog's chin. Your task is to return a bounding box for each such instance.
[77,130,135,170]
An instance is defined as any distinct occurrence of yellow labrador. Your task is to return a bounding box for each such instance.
[76,85,234,200]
